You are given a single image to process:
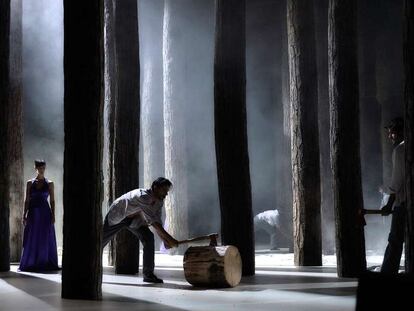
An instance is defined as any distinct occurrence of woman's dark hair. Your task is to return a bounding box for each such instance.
[151,177,172,189]
[34,159,46,168]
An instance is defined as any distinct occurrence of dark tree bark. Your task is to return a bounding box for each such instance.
[0,0,11,273]
[328,0,366,277]
[9,0,24,263]
[113,0,140,274]
[315,0,335,255]
[214,0,255,276]
[103,0,116,266]
[404,0,414,274]
[62,0,104,299]
[280,3,294,251]
[287,0,322,266]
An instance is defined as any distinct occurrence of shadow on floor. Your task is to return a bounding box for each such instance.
[1,271,188,310]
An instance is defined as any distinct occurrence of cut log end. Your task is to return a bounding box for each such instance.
[183,245,242,288]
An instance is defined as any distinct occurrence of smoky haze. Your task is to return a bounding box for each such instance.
[19,0,403,256]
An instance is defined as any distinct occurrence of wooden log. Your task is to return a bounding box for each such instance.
[183,245,242,288]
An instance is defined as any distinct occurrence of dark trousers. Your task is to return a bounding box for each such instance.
[381,204,406,274]
[102,216,155,277]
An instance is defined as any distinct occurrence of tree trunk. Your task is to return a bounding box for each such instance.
[140,0,165,188]
[8,0,24,263]
[103,0,116,266]
[328,0,366,277]
[0,0,11,273]
[113,0,140,274]
[404,0,414,274]
[280,6,294,251]
[287,0,322,266]
[358,0,382,211]
[214,0,255,276]
[376,1,404,187]
[163,0,190,255]
[62,0,104,299]
[315,0,335,255]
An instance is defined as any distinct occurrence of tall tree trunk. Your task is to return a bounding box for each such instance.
[315,0,335,255]
[113,0,140,274]
[377,1,404,187]
[280,5,294,251]
[358,0,382,211]
[287,0,322,266]
[328,0,366,277]
[103,0,116,266]
[404,0,414,274]
[163,0,189,255]
[62,0,104,299]
[214,0,255,276]
[8,0,24,263]
[140,0,164,188]
[0,0,11,273]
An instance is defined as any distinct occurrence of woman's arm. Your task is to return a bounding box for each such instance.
[23,181,31,225]
[49,181,55,224]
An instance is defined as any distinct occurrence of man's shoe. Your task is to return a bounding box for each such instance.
[143,273,164,284]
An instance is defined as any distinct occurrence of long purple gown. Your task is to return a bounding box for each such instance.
[19,178,59,271]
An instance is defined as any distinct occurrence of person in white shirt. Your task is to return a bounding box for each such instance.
[102,177,178,283]
[254,209,281,250]
[380,118,406,274]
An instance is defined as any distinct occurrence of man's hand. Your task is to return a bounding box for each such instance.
[381,204,393,216]
[164,238,179,249]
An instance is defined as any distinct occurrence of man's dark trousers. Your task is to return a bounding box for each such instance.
[381,204,406,274]
[102,216,155,277]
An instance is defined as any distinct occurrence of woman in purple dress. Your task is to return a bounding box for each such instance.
[19,159,59,271]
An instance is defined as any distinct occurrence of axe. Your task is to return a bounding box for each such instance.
[359,208,393,226]
[177,233,219,246]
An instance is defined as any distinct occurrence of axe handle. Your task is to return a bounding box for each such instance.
[177,234,218,245]
[363,209,392,215]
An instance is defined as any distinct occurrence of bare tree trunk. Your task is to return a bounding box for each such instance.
[315,0,335,255]
[358,0,382,211]
[140,0,164,188]
[103,0,116,266]
[214,0,255,276]
[275,0,293,251]
[113,0,141,274]
[287,0,322,266]
[0,0,11,273]
[404,0,414,274]
[280,19,294,252]
[163,0,189,255]
[62,0,104,299]
[8,0,24,263]
[328,0,366,277]
[377,1,404,187]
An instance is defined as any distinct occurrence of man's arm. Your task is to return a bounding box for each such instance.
[381,193,395,216]
[150,222,178,249]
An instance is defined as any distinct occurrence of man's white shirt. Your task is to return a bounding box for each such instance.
[107,188,163,228]
[389,141,405,206]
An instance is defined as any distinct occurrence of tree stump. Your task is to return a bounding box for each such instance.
[183,245,242,288]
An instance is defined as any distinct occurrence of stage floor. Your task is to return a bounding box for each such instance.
[0,252,384,311]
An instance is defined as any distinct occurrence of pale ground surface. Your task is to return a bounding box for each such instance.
[0,250,391,311]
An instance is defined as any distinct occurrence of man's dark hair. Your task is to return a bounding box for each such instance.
[34,159,46,168]
[151,177,172,189]
[385,117,404,135]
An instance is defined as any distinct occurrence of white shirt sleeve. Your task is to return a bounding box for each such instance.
[389,144,404,194]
